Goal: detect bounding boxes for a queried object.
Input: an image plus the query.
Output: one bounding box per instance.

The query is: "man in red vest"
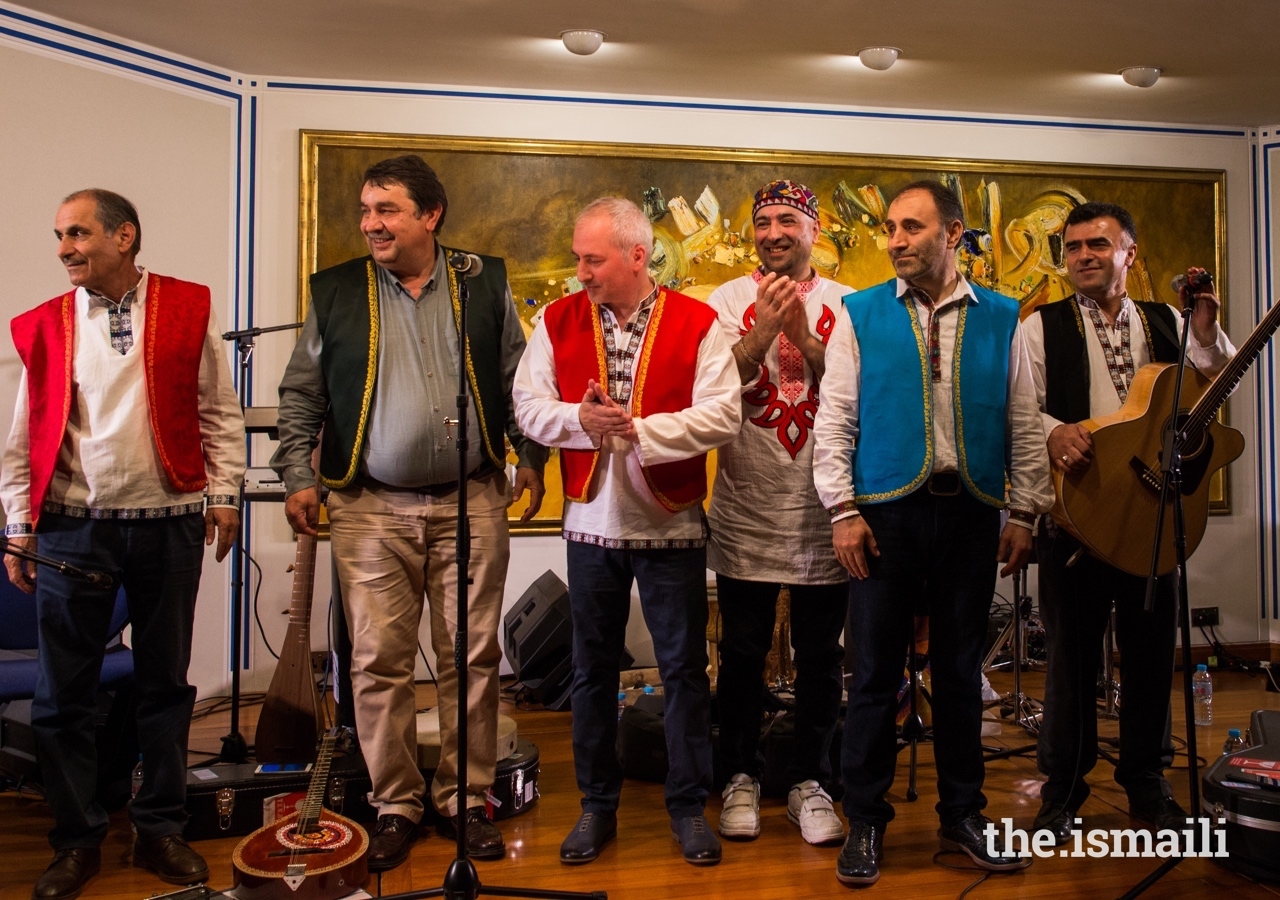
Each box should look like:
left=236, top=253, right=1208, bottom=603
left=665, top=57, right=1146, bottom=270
left=514, top=197, right=741, bottom=867
left=1, top=190, right=244, bottom=900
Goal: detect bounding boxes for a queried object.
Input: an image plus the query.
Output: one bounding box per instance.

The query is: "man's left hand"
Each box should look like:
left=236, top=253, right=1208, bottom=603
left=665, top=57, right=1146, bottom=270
left=1181, top=266, right=1221, bottom=344
left=997, top=521, right=1033, bottom=578
left=206, top=506, right=240, bottom=562
left=511, top=467, right=546, bottom=523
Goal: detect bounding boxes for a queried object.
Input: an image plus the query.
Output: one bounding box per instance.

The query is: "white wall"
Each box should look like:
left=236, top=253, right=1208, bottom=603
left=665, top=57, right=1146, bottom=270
left=1, top=10, right=1270, bottom=703
left=0, top=36, right=240, bottom=694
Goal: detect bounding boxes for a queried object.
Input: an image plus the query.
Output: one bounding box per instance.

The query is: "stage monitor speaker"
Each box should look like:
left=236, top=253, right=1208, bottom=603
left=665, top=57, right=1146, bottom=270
left=504, top=570, right=572, bottom=685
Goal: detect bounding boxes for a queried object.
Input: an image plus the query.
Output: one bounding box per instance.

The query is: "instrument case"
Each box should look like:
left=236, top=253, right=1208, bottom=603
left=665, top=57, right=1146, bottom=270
left=1202, top=708, right=1280, bottom=881
left=184, top=739, right=539, bottom=842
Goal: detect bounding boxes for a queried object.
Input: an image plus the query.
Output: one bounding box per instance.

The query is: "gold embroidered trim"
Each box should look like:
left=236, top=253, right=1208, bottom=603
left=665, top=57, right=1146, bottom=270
left=322, top=262, right=379, bottom=489
left=1069, top=294, right=1086, bottom=338
left=1133, top=304, right=1155, bottom=359
left=855, top=295, right=932, bottom=505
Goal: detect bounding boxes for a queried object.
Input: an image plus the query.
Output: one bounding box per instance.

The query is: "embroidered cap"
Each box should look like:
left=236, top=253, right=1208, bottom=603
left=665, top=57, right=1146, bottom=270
left=752, top=180, right=819, bottom=221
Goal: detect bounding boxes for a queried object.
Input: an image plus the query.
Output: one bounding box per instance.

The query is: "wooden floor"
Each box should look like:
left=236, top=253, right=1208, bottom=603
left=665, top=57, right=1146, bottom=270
left=4, top=669, right=1280, bottom=900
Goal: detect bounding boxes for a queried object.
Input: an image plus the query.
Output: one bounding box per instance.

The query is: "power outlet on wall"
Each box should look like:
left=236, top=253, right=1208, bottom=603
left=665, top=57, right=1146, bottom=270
left=1191, top=607, right=1220, bottom=627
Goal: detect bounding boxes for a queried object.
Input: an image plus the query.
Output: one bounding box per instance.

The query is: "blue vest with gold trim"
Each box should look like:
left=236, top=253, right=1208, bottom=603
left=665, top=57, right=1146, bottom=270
left=841, top=279, right=1018, bottom=507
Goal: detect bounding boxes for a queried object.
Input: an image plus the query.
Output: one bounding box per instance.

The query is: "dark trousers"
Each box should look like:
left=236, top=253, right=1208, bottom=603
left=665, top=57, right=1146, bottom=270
left=32, top=513, right=204, bottom=849
left=841, top=490, right=1000, bottom=829
left=566, top=541, right=712, bottom=819
left=715, top=575, right=847, bottom=785
left=1035, top=525, right=1177, bottom=812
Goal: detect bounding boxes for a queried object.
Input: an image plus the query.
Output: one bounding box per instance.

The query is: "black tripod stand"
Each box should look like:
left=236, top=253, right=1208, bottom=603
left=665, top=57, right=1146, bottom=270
left=384, top=252, right=603, bottom=900
left=1118, top=289, right=1208, bottom=900
left=0, top=537, right=112, bottom=588
left=219, top=320, right=304, bottom=763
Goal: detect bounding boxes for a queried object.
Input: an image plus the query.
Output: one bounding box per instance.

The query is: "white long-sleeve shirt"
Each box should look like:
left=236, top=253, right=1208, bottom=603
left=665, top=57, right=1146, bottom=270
left=0, top=270, right=244, bottom=534
left=812, top=276, right=1054, bottom=524
left=513, top=296, right=742, bottom=548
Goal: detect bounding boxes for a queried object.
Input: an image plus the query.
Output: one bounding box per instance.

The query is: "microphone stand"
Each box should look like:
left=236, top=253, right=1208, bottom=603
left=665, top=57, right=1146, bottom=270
left=388, top=259, right=604, bottom=900
left=0, top=536, right=112, bottom=587
left=1119, top=293, right=1204, bottom=899
left=219, top=321, right=304, bottom=763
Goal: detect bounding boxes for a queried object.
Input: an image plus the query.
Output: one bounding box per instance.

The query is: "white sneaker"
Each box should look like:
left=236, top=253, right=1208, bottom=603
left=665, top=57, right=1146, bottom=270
left=718, top=773, right=761, bottom=839
left=787, top=779, right=845, bottom=845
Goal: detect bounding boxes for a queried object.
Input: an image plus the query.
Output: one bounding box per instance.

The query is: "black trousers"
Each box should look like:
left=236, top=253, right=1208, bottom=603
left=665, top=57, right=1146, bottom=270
left=1035, top=524, right=1177, bottom=813
left=32, top=513, right=204, bottom=849
left=715, top=575, right=847, bottom=786
left=840, top=489, right=1000, bottom=829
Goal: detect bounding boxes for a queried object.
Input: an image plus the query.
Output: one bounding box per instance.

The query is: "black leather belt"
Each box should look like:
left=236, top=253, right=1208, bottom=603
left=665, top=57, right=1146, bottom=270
left=925, top=471, right=962, bottom=496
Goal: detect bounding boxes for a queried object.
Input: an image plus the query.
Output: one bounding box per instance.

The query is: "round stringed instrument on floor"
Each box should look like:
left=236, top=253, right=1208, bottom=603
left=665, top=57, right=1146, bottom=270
left=232, top=729, right=369, bottom=900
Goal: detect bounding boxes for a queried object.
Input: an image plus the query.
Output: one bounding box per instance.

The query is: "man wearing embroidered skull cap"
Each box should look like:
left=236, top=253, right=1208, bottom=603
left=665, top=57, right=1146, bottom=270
left=705, top=180, right=848, bottom=847
left=813, top=179, right=1053, bottom=885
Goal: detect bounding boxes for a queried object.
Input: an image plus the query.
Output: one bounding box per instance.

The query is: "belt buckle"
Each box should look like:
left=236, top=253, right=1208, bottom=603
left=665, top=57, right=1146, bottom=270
left=927, top=472, right=961, bottom=496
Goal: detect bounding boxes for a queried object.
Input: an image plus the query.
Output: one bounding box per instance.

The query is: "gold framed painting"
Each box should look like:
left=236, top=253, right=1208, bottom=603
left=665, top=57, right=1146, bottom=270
left=298, top=130, right=1230, bottom=533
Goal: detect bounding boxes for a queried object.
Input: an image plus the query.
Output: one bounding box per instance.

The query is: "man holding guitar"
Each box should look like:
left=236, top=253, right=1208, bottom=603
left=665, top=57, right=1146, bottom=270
left=1023, top=201, right=1235, bottom=844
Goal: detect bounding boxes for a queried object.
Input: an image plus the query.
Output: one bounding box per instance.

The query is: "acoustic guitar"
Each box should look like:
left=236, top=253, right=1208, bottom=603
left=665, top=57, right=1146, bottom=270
left=232, top=729, right=369, bottom=900
left=1052, top=299, right=1280, bottom=576
left=255, top=527, right=322, bottom=764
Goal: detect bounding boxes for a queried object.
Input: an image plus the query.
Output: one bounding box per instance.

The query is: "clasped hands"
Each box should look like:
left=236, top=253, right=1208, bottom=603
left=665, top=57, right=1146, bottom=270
left=578, top=379, right=637, bottom=443
left=751, top=271, right=810, bottom=348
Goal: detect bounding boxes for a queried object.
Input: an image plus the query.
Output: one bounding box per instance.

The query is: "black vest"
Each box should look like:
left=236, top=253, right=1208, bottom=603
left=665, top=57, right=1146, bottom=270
left=309, top=251, right=513, bottom=488
left=1038, top=296, right=1181, bottom=425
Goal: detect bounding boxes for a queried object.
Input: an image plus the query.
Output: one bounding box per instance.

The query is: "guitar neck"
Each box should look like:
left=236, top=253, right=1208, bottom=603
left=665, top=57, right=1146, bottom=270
left=295, top=731, right=336, bottom=833
left=1187, top=299, right=1280, bottom=437
left=287, top=534, right=318, bottom=627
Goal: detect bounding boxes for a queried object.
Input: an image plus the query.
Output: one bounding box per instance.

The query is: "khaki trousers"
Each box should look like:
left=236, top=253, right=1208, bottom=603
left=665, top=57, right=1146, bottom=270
left=328, top=469, right=510, bottom=820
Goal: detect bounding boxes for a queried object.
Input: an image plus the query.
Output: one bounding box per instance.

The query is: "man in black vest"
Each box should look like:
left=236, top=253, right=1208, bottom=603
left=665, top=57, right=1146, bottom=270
left=273, top=155, right=546, bottom=870
left=1024, top=201, right=1234, bottom=843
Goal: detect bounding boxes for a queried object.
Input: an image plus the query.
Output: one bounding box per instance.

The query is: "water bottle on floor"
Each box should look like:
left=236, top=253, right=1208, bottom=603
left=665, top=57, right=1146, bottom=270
left=1192, top=664, right=1213, bottom=727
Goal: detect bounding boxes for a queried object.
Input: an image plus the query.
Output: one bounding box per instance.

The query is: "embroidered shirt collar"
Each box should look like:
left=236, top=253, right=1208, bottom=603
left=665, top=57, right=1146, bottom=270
left=86, top=269, right=145, bottom=310
left=599, top=280, right=659, bottom=329
left=752, top=267, right=821, bottom=297
left=894, top=274, right=976, bottom=308
left=1075, top=291, right=1131, bottom=324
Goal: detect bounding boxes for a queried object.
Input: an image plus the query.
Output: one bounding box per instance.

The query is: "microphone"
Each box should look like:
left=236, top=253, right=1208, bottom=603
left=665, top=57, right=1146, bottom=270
left=83, top=570, right=113, bottom=588
left=1170, top=271, right=1213, bottom=295
left=447, top=251, right=484, bottom=277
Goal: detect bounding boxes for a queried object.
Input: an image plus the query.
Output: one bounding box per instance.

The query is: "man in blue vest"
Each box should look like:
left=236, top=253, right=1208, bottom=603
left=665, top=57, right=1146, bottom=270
left=813, top=180, right=1053, bottom=886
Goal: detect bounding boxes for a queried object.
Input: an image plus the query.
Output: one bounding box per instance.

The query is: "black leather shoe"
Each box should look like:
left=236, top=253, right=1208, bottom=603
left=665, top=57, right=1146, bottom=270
left=938, top=813, right=1031, bottom=872
left=368, top=814, right=420, bottom=872
left=1129, top=796, right=1190, bottom=834
left=437, top=807, right=506, bottom=860
left=836, top=821, right=882, bottom=887
left=671, top=814, right=721, bottom=866
left=560, top=811, right=617, bottom=864
left=1032, top=800, right=1076, bottom=847
left=33, top=848, right=100, bottom=900
left=133, top=834, right=209, bottom=885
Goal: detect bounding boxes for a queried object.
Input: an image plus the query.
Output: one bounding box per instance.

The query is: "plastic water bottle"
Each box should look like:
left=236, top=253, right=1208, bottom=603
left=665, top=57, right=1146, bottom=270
left=1192, top=664, right=1213, bottom=726
left=1223, top=728, right=1246, bottom=755
left=617, top=691, right=626, bottom=722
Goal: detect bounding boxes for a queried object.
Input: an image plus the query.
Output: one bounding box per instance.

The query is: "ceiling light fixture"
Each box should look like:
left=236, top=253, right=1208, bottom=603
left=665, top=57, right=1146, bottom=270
left=858, top=47, right=901, bottom=71
left=1120, top=66, right=1162, bottom=88
left=560, top=29, right=606, bottom=56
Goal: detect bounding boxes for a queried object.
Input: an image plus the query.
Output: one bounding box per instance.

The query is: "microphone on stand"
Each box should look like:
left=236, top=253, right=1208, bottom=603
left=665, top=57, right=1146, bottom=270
left=447, top=251, right=484, bottom=278
left=1171, top=271, right=1214, bottom=310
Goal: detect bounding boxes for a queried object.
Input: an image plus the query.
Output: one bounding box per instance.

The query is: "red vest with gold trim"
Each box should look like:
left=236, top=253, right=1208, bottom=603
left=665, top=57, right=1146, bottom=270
left=11, top=274, right=211, bottom=526
left=543, top=288, right=716, bottom=513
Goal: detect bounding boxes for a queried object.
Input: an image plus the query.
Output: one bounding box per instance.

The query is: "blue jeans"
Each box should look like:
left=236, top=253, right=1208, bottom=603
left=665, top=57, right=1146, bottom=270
left=840, top=490, right=999, bottom=829
left=32, top=513, right=204, bottom=849
left=566, top=541, right=712, bottom=819
left=715, top=575, right=847, bottom=785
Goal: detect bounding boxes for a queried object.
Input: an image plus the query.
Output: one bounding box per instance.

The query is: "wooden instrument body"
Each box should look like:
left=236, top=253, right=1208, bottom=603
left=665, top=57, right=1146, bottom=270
left=1051, top=362, right=1243, bottom=576
left=231, top=808, right=369, bottom=900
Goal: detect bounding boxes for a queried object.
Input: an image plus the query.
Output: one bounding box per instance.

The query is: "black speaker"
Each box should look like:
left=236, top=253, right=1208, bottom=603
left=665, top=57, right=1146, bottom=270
left=504, top=571, right=574, bottom=708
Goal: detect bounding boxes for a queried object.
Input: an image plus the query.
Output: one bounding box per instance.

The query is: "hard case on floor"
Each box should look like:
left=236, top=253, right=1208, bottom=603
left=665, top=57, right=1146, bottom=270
left=184, top=739, right=540, bottom=841
left=1202, top=708, right=1280, bottom=881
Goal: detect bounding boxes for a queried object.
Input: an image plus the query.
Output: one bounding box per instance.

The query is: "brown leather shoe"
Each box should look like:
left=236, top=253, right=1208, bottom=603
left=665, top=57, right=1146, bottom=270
left=133, top=834, right=209, bottom=885
left=368, top=814, right=420, bottom=871
left=437, top=807, right=506, bottom=860
left=33, top=848, right=100, bottom=900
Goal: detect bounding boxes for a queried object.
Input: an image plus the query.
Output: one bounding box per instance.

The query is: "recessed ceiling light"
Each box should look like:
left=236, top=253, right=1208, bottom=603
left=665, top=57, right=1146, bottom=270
left=858, top=47, right=901, bottom=71
left=1120, top=66, right=1162, bottom=88
left=560, top=29, right=606, bottom=56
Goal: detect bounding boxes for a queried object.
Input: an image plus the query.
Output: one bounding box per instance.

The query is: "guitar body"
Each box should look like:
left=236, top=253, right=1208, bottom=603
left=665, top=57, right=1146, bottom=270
left=1052, top=362, right=1244, bottom=576
left=231, top=808, right=369, bottom=900
left=256, top=533, right=322, bottom=764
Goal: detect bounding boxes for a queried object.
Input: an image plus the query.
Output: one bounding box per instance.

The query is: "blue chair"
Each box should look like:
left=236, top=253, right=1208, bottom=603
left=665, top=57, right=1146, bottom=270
left=0, top=571, right=135, bottom=703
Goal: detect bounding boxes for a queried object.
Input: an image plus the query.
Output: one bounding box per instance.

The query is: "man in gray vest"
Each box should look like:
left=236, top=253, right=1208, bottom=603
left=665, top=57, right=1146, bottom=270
left=1024, top=201, right=1234, bottom=843
left=273, top=155, right=546, bottom=870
